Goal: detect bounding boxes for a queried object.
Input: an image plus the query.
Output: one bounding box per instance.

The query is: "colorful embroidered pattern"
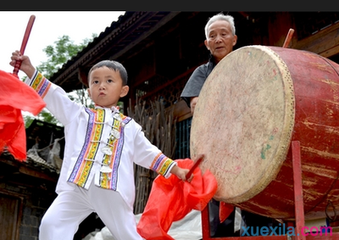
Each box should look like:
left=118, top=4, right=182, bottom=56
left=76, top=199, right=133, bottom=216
left=150, top=153, right=175, bottom=176
left=99, top=113, right=131, bottom=190
left=68, top=108, right=105, bottom=187
left=99, top=117, right=119, bottom=189
left=30, top=72, right=51, bottom=99
left=68, top=109, right=132, bottom=190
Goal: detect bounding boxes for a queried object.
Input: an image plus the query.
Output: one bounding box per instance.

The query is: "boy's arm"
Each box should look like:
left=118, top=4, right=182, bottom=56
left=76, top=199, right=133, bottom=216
left=22, top=64, right=35, bottom=79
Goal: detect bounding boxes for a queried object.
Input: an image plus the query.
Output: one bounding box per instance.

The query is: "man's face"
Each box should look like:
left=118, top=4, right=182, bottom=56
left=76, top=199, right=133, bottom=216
left=204, top=20, right=237, bottom=63
left=87, top=66, right=129, bottom=108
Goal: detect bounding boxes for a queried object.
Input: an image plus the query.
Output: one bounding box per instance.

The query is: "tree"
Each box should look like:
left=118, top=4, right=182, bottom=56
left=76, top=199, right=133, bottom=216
left=24, top=34, right=97, bottom=127
left=38, top=35, right=95, bottom=79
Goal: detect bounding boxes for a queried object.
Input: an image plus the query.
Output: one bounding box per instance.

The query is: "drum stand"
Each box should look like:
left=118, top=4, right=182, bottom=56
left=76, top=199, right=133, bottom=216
left=201, top=141, right=339, bottom=240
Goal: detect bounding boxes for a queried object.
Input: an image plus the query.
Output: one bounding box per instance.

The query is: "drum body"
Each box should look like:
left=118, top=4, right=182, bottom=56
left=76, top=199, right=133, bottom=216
left=190, top=45, right=339, bottom=220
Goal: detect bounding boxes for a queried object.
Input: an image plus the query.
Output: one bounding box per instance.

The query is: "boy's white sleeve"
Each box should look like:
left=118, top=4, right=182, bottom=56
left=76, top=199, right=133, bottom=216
left=131, top=121, right=177, bottom=178
left=24, top=70, right=82, bottom=125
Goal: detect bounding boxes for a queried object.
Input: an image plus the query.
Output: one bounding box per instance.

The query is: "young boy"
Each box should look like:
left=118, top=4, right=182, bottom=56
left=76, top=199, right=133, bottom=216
left=10, top=50, right=192, bottom=240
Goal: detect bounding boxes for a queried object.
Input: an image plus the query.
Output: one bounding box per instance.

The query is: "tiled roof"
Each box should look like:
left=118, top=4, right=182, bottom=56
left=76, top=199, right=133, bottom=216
left=0, top=119, right=64, bottom=177
left=0, top=150, right=59, bottom=182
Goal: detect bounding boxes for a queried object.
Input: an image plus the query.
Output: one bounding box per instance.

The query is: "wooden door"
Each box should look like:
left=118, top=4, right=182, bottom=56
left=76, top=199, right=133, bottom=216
left=0, top=193, right=22, bottom=240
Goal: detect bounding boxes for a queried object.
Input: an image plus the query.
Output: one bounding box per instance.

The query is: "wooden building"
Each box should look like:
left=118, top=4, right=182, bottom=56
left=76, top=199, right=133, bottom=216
left=1, top=11, right=339, bottom=239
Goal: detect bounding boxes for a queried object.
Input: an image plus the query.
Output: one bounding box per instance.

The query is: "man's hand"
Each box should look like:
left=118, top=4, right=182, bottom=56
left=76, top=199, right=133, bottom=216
left=190, top=97, right=199, bottom=115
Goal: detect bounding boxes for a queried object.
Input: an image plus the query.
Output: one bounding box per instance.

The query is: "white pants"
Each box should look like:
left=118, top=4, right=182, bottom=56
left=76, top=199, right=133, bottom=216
left=39, top=180, right=143, bottom=240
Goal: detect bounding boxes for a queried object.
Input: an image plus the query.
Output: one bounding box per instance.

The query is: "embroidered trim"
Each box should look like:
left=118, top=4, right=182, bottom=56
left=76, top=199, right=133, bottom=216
left=68, top=108, right=104, bottom=187
left=30, top=72, right=51, bottom=99
left=150, top=153, right=175, bottom=176
left=99, top=113, right=131, bottom=190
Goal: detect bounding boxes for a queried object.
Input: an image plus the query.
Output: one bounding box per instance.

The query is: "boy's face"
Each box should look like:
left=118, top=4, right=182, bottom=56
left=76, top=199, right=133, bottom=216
left=87, top=66, right=129, bottom=109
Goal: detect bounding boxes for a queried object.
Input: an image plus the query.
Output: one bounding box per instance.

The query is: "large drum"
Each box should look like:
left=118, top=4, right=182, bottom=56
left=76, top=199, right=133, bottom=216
left=190, top=45, right=339, bottom=220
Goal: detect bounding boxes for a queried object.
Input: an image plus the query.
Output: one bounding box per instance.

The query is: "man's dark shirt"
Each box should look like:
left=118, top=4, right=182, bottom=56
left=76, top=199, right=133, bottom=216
left=180, top=56, right=216, bottom=107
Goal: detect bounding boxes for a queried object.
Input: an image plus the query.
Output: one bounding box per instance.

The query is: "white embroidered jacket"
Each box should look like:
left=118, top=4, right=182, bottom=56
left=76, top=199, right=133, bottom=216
left=25, top=70, right=177, bottom=209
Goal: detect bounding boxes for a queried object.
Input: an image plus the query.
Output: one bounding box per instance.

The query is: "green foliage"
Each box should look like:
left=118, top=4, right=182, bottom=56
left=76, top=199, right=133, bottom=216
left=69, top=88, right=95, bottom=108
left=24, top=113, right=35, bottom=128
left=24, top=109, right=62, bottom=128
left=38, top=34, right=96, bottom=79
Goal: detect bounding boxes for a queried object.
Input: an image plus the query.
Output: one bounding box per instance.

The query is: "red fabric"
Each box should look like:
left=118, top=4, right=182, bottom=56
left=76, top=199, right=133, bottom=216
left=137, top=158, right=218, bottom=240
left=0, top=70, right=45, bottom=161
left=219, top=201, right=234, bottom=223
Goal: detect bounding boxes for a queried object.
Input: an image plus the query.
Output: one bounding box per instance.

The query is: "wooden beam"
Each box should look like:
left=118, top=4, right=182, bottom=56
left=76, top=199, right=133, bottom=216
left=0, top=157, right=58, bottom=182
left=18, top=166, right=58, bottom=182
left=293, top=22, right=339, bottom=58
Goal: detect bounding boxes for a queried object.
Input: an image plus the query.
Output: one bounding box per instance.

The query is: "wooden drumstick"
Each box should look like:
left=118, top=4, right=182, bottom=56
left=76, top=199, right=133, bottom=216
left=282, top=28, right=294, bottom=48
left=186, top=154, right=204, bottom=179
left=13, top=15, right=36, bottom=77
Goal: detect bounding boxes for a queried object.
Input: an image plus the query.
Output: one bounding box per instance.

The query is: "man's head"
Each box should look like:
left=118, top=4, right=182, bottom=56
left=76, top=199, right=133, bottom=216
left=204, top=13, right=238, bottom=63
left=87, top=60, right=129, bottom=108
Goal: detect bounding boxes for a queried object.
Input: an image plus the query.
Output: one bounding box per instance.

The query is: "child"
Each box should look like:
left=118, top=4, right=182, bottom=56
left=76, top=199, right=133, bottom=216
left=10, top=50, right=192, bottom=240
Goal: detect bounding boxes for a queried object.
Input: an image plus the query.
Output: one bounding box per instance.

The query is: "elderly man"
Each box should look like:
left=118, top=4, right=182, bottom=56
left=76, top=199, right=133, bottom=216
left=181, top=12, right=237, bottom=115
left=181, top=13, right=274, bottom=237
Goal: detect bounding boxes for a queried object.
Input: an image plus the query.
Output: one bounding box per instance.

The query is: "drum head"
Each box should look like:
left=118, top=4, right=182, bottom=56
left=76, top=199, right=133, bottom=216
left=190, top=45, right=295, bottom=203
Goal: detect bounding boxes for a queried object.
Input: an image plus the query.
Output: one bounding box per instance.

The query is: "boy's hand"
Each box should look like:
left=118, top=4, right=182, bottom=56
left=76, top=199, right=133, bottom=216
left=170, top=165, right=193, bottom=182
left=9, top=50, right=35, bottom=79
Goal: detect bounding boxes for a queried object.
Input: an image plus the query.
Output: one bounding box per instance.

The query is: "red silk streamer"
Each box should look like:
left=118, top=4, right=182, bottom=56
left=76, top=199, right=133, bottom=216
left=0, top=70, right=45, bottom=161
left=137, top=158, right=218, bottom=240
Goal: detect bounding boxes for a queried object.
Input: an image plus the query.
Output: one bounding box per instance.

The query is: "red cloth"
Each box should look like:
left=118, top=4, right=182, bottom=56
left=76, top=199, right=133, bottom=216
left=219, top=201, right=234, bottom=223
left=137, top=158, right=218, bottom=240
left=0, top=70, right=45, bottom=161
